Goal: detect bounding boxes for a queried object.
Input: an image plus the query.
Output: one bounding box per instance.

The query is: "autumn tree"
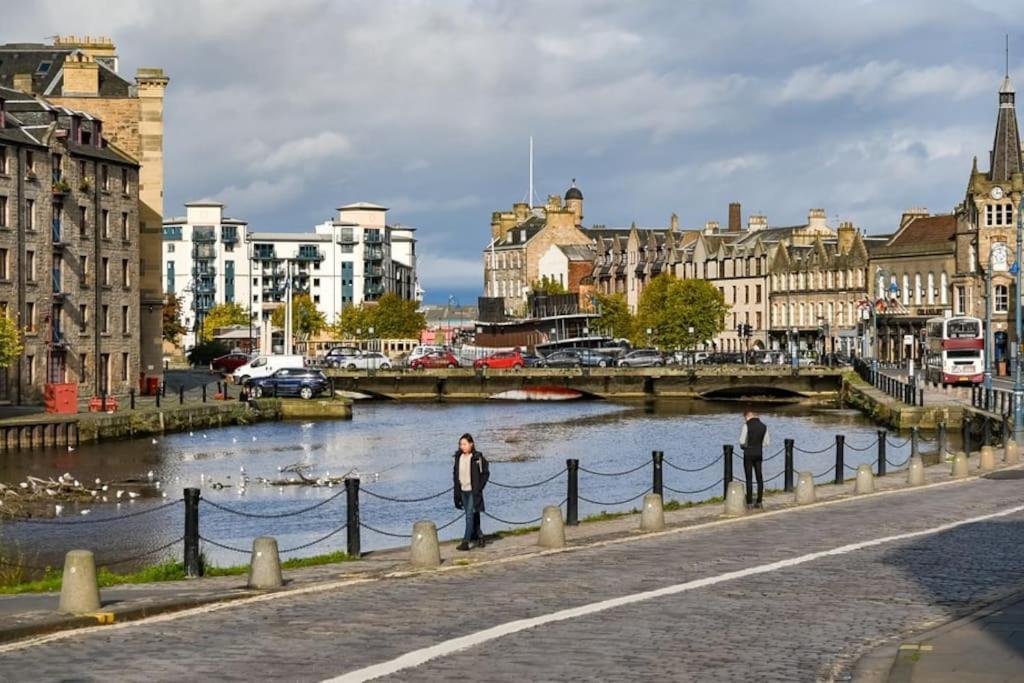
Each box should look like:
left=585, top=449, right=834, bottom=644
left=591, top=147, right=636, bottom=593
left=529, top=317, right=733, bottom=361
left=163, top=293, right=188, bottom=344
left=199, top=303, right=250, bottom=343
left=271, top=293, right=327, bottom=340
left=0, top=314, right=23, bottom=369
left=330, top=293, right=426, bottom=339
left=593, top=292, right=634, bottom=340
left=634, top=274, right=728, bottom=350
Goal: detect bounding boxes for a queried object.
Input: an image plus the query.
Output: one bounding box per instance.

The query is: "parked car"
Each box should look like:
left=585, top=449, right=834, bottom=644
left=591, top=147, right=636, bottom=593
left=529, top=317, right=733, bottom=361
left=572, top=348, right=615, bottom=368
left=616, top=349, right=666, bottom=368
left=520, top=352, right=545, bottom=368
left=323, top=346, right=363, bottom=368
left=410, top=351, right=460, bottom=370
left=474, top=350, right=525, bottom=370
left=245, top=368, right=329, bottom=400
left=538, top=350, right=583, bottom=368
left=231, top=354, right=306, bottom=385
left=338, top=351, right=392, bottom=370
left=209, top=352, right=252, bottom=375
left=408, top=345, right=452, bottom=363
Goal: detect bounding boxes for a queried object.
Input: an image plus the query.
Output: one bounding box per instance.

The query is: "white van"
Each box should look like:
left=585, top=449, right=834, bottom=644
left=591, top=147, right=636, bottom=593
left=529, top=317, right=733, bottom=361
left=232, top=354, right=306, bottom=385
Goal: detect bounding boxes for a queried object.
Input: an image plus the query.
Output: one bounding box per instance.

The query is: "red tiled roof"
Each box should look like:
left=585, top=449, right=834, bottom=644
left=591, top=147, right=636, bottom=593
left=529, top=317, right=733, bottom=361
left=889, top=214, right=956, bottom=247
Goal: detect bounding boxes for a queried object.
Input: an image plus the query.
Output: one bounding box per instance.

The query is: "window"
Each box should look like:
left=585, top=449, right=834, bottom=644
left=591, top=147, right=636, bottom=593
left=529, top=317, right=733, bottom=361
left=79, top=206, right=88, bottom=236
left=955, top=285, right=966, bottom=315
left=755, top=285, right=762, bottom=303
left=26, top=251, right=35, bottom=281
left=313, top=278, right=320, bottom=287
left=102, top=257, right=110, bottom=286
left=102, top=210, right=110, bottom=238
left=79, top=255, right=88, bottom=284
left=101, top=165, right=110, bottom=191
left=122, top=306, right=130, bottom=334
left=168, top=243, right=174, bottom=253
left=0, top=248, right=7, bottom=279
left=122, top=352, right=129, bottom=382
left=121, top=212, right=129, bottom=241
left=79, top=304, right=87, bottom=332
left=79, top=353, right=87, bottom=384
left=914, top=273, right=922, bottom=305
left=901, top=274, right=910, bottom=305
left=995, top=285, right=1009, bottom=313
left=927, top=273, right=935, bottom=305
left=940, top=272, right=949, bottom=305
left=79, top=159, right=87, bottom=180
left=0, top=145, right=6, bottom=174
left=26, top=355, right=34, bottom=385
left=25, top=151, right=34, bottom=175
left=25, top=302, right=35, bottom=332
left=122, top=259, right=130, bottom=287
left=314, top=295, right=321, bottom=304
left=121, top=168, right=130, bottom=195
left=26, top=199, right=35, bottom=229
left=102, top=305, right=109, bottom=334
left=0, top=195, right=6, bottom=226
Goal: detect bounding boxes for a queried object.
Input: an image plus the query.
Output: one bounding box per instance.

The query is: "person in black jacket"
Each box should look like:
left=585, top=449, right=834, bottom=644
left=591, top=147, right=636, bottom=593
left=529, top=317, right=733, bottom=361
left=740, top=410, right=770, bottom=509
left=453, top=433, right=490, bottom=551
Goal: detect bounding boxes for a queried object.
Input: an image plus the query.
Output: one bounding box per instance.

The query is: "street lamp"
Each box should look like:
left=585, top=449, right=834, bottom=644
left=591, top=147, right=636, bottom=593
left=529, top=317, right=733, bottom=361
left=984, top=252, right=993, bottom=392
left=1014, top=201, right=1023, bottom=442
left=790, top=326, right=798, bottom=371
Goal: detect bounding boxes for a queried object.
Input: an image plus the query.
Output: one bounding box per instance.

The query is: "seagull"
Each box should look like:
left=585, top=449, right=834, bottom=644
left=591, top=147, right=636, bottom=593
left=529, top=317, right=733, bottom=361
left=252, top=436, right=258, bottom=441
left=128, top=491, right=140, bottom=498
left=54, top=504, right=63, bottom=516
left=73, top=480, right=80, bottom=488
left=161, top=492, right=167, bottom=498
left=102, top=496, right=108, bottom=502
left=202, top=434, right=208, bottom=439
left=155, top=481, right=161, bottom=489
left=115, top=490, right=124, bottom=499
left=189, top=431, right=194, bottom=437
left=18, top=482, right=27, bottom=489
left=80, top=509, right=91, bottom=516
left=67, top=446, right=75, bottom=452
left=102, top=485, right=108, bottom=492
left=301, top=422, right=314, bottom=429
left=152, top=438, right=159, bottom=445
left=147, top=470, right=154, bottom=481
left=95, top=478, right=102, bottom=485
left=239, top=466, right=245, bottom=474
left=232, top=437, right=238, bottom=444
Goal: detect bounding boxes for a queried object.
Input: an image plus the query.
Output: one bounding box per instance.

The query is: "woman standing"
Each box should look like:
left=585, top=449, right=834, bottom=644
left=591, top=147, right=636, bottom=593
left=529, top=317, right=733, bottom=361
left=453, top=433, right=489, bottom=551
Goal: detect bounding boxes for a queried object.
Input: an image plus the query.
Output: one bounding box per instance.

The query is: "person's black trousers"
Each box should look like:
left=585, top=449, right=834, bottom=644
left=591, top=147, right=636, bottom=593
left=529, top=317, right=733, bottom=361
left=743, top=454, right=764, bottom=505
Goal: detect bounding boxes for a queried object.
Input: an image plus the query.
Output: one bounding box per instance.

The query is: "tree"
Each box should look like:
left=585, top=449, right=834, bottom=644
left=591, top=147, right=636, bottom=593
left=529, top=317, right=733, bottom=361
left=0, top=315, right=23, bottom=369
left=272, top=293, right=327, bottom=341
left=529, top=276, right=567, bottom=295
left=187, top=340, right=230, bottom=367
left=331, top=305, right=374, bottom=340
left=329, top=293, right=426, bottom=340
left=634, top=274, right=729, bottom=350
left=593, top=292, right=634, bottom=340
left=163, top=293, right=187, bottom=344
left=199, top=303, right=250, bottom=343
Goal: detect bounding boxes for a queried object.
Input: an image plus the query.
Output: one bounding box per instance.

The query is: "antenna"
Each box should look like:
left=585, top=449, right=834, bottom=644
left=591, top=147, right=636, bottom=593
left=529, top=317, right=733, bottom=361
left=529, top=136, right=534, bottom=208
left=1007, top=34, right=1010, bottom=78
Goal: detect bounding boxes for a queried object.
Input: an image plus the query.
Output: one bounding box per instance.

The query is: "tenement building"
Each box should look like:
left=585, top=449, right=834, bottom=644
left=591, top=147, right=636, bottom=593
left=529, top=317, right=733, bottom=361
left=0, top=87, right=139, bottom=402
left=0, top=35, right=169, bottom=384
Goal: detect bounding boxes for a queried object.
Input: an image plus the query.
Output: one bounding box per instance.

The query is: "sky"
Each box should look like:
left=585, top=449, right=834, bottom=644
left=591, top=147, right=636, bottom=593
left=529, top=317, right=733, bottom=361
left=6, top=1, right=1024, bottom=304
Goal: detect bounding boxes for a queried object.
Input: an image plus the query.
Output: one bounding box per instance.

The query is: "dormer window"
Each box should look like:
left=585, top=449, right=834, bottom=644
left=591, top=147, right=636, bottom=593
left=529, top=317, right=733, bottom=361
left=36, top=61, right=51, bottom=75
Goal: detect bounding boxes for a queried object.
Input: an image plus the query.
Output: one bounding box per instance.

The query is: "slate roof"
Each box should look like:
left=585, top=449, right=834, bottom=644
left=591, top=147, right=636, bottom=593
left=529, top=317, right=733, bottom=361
left=888, top=215, right=956, bottom=247
left=0, top=44, right=132, bottom=97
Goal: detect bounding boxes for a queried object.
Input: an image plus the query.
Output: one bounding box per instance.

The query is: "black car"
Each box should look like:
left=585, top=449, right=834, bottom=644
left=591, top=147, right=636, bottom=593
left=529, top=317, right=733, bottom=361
left=539, top=350, right=583, bottom=368
left=520, top=352, right=545, bottom=368
left=246, top=368, right=330, bottom=400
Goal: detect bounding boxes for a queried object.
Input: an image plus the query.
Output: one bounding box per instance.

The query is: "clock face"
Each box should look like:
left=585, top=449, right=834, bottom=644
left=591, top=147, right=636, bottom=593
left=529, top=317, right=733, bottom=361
left=991, top=186, right=1005, bottom=200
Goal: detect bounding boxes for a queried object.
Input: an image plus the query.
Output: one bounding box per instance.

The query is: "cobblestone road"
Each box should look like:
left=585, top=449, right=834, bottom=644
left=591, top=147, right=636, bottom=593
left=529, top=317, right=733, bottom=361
left=3, top=476, right=1024, bottom=682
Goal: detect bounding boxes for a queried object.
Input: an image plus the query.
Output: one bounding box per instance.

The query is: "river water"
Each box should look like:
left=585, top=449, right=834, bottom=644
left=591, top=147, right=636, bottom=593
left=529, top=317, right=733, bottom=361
left=1, top=399, right=942, bottom=571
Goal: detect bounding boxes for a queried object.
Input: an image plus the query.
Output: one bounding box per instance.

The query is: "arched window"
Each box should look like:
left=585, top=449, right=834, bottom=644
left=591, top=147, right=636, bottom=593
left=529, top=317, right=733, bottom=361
left=940, top=272, right=949, bottom=305
left=798, top=303, right=805, bottom=326
left=914, top=273, right=922, bottom=305
left=926, top=273, right=935, bottom=304
left=827, top=302, right=834, bottom=324
left=877, top=275, right=885, bottom=298
left=838, top=270, right=845, bottom=289
left=902, top=274, right=910, bottom=305
left=816, top=302, right=824, bottom=321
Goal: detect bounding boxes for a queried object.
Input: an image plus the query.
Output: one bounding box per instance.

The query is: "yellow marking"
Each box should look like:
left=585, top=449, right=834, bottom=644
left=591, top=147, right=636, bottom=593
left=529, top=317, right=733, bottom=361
left=898, top=644, right=920, bottom=651
left=88, top=612, right=115, bottom=624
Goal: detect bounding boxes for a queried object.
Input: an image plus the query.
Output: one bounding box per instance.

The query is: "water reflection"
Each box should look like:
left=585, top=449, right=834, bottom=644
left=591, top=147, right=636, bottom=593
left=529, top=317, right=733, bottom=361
left=1, top=399, right=940, bottom=569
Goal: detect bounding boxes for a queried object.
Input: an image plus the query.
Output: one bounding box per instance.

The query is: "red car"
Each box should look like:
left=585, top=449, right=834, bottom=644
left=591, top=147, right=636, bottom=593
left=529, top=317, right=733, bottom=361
left=410, top=351, right=460, bottom=370
left=473, top=350, right=525, bottom=370
left=210, top=352, right=251, bottom=374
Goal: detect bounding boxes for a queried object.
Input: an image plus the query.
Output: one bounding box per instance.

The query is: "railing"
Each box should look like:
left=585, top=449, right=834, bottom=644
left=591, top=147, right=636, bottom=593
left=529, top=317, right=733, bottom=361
left=852, top=357, right=923, bottom=407
left=296, top=246, right=323, bottom=261
left=192, top=265, right=217, bottom=277
left=364, top=247, right=384, bottom=261
left=52, top=219, right=63, bottom=244
left=971, top=384, right=1016, bottom=419
left=52, top=268, right=62, bottom=295
left=364, top=284, right=385, bottom=297
left=193, top=227, right=216, bottom=242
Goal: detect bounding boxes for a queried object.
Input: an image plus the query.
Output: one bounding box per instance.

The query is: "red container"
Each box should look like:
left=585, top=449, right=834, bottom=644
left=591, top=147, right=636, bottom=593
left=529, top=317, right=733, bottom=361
left=145, top=376, right=161, bottom=396
left=44, top=383, right=78, bottom=414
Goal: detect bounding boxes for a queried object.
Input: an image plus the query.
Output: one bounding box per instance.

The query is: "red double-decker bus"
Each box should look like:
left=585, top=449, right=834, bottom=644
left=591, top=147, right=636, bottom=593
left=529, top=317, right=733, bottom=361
left=923, top=316, right=984, bottom=386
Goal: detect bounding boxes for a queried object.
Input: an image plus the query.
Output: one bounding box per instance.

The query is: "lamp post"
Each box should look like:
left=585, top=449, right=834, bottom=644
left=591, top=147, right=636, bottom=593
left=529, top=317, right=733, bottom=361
left=688, top=325, right=695, bottom=363
left=790, top=326, right=798, bottom=371
left=984, top=254, right=993, bottom=392
left=1015, top=201, right=1023, bottom=442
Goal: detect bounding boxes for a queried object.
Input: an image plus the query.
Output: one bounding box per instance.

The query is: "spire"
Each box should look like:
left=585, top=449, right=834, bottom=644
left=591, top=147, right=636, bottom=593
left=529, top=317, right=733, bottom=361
left=990, top=62, right=1022, bottom=182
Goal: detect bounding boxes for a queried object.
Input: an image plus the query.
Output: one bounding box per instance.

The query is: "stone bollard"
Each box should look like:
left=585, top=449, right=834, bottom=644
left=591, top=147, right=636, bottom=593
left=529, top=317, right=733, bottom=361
left=854, top=464, right=874, bottom=494
left=907, top=456, right=925, bottom=486
left=1006, top=439, right=1020, bottom=465
left=723, top=481, right=747, bottom=516
left=640, top=493, right=665, bottom=532
left=795, top=471, right=815, bottom=505
left=247, top=536, right=283, bottom=589
left=538, top=505, right=566, bottom=548
left=409, top=520, right=441, bottom=568
left=979, top=446, right=996, bottom=471
left=951, top=451, right=969, bottom=479
left=58, top=549, right=101, bottom=614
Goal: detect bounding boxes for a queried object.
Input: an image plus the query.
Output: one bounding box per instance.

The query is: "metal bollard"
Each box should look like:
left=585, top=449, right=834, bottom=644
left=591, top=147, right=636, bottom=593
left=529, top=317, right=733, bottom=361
left=938, top=422, right=947, bottom=459
left=184, top=487, right=201, bottom=577
left=877, top=430, right=887, bottom=476
left=911, top=427, right=919, bottom=459
left=156, top=388, right=161, bottom=408
left=202, top=384, right=207, bottom=403
left=783, top=438, right=795, bottom=492
left=162, top=380, right=167, bottom=397
left=723, top=445, right=734, bottom=498
left=179, top=385, right=185, bottom=405
left=101, top=391, right=107, bottom=412
left=651, top=450, right=663, bottom=499
left=834, top=434, right=845, bottom=485
left=963, top=413, right=973, bottom=455
left=345, top=477, right=361, bottom=558
left=566, top=459, right=579, bottom=526
left=983, top=416, right=993, bottom=447
left=129, top=389, right=135, bottom=410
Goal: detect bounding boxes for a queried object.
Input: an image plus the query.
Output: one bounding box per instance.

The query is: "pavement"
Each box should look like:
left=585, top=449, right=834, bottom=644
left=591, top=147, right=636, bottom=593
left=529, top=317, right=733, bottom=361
left=1, top=452, right=1023, bottom=681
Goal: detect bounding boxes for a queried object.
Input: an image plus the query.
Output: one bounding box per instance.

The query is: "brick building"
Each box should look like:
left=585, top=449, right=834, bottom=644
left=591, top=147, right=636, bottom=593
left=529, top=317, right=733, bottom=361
left=0, top=86, right=139, bottom=403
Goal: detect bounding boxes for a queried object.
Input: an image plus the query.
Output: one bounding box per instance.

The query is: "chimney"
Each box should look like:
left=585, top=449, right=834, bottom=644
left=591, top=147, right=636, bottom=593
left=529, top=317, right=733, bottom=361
left=899, top=207, right=929, bottom=229
left=546, top=194, right=562, bottom=212
left=670, top=213, right=679, bottom=231
left=837, top=221, right=856, bottom=253
left=807, top=208, right=828, bottom=231
left=704, top=220, right=720, bottom=235
left=13, top=73, right=33, bottom=93
left=513, top=202, right=530, bottom=222
left=728, top=202, right=741, bottom=232
left=747, top=215, right=768, bottom=232
left=62, top=52, right=100, bottom=96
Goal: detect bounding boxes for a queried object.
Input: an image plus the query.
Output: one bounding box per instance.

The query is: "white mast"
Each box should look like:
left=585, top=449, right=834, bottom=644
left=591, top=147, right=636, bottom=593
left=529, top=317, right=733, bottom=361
left=529, top=135, right=534, bottom=208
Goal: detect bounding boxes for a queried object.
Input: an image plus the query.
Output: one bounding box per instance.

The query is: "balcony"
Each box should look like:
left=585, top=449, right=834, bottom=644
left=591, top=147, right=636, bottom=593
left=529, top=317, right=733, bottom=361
left=52, top=269, right=64, bottom=299
left=163, top=225, right=183, bottom=241
left=51, top=328, right=68, bottom=347
left=296, top=245, right=323, bottom=261
left=193, top=226, right=216, bottom=242
left=253, top=245, right=276, bottom=260
left=52, top=178, right=71, bottom=197
left=365, top=265, right=384, bottom=278
left=364, top=247, right=384, bottom=261
left=192, top=265, right=217, bottom=278
left=195, top=280, right=215, bottom=295
left=363, top=231, right=383, bottom=245
left=52, top=219, right=65, bottom=249
left=364, top=283, right=385, bottom=298
left=221, top=226, right=238, bottom=243
left=194, top=244, right=217, bottom=259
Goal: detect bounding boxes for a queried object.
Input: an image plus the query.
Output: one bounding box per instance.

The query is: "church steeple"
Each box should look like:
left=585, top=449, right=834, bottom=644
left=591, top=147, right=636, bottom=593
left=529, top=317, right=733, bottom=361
left=990, top=67, right=1023, bottom=182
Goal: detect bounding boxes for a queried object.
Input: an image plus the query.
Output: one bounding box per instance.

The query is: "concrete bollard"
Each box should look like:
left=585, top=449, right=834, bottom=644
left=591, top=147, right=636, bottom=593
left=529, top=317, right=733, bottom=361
left=537, top=505, right=566, bottom=548
left=723, top=481, right=747, bottom=516
left=795, top=471, right=815, bottom=505
left=854, top=464, right=874, bottom=494
left=409, top=520, right=441, bottom=568
left=247, top=536, right=283, bottom=589
left=640, top=493, right=665, bottom=532
left=1006, top=439, right=1020, bottom=465
left=979, top=446, right=996, bottom=471
left=907, top=456, right=925, bottom=486
left=951, top=451, right=969, bottom=479
left=58, top=549, right=101, bottom=614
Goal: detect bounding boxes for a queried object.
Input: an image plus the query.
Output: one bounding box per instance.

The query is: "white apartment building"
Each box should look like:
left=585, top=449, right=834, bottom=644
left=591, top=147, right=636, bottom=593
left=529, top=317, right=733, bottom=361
left=163, top=201, right=419, bottom=350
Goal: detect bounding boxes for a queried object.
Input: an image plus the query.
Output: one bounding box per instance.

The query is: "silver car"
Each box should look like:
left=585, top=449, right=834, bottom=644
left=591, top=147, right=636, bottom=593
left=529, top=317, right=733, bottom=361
left=339, top=351, right=392, bottom=370
left=617, top=349, right=666, bottom=367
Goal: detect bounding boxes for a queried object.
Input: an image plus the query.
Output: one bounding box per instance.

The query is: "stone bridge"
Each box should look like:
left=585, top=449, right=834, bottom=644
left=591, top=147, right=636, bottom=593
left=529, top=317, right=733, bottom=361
left=323, top=367, right=845, bottom=401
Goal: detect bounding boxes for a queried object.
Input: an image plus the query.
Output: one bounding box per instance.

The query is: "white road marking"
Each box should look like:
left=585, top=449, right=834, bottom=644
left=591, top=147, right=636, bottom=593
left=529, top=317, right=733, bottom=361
left=324, top=502, right=1024, bottom=683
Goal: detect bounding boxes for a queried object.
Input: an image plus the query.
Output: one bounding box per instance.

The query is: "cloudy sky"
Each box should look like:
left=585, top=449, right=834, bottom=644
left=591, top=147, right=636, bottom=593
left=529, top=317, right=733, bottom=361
left=7, top=1, right=1024, bottom=303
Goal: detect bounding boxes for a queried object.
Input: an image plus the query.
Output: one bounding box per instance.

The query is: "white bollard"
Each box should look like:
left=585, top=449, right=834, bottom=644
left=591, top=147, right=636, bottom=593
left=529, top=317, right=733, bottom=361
left=1006, top=439, right=1020, bottom=465
left=795, top=471, right=816, bottom=505
left=907, top=456, right=925, bottom=486
left=854, top=464, right=874, bottom=494
left=979, top=446, right=996, bottom=471
left=537, top=505, right=565, bottom=548
left=409, top=520, right=441, bottom=568
left=640, top=493, right=665, bottom=532
left=723, top=481, right=747, bottom=516
left=247, top=536, right=283, bottom=589
left=951, top=451, right=969, bottom=478
left=58, top=549, right=101, bottom=614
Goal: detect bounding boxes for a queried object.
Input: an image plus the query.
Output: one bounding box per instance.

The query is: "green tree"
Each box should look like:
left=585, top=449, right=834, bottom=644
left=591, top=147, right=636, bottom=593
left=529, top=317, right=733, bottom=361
left=370, top=293, right=427, bottom=339
left=199, top=303, right=250, bottom=343
left=163, top=293, right=188, bottom=344
left=0, top=315, right=23, bottom=369
left=529, top=276, right=567, bottom=295
left=593, top=292, right=634, bottom=340
left=272, top=293, right=327, bottom=340
left=187, top=340, right=230, bottom=367
left=634, top=274, right=728, bottom=350
left=331, top=305, right=374, bottom=340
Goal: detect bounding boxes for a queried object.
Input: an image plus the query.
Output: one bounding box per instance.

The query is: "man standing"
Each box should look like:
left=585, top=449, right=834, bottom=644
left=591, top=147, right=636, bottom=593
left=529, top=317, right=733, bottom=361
left=739, top=410, right=770, bottom=509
